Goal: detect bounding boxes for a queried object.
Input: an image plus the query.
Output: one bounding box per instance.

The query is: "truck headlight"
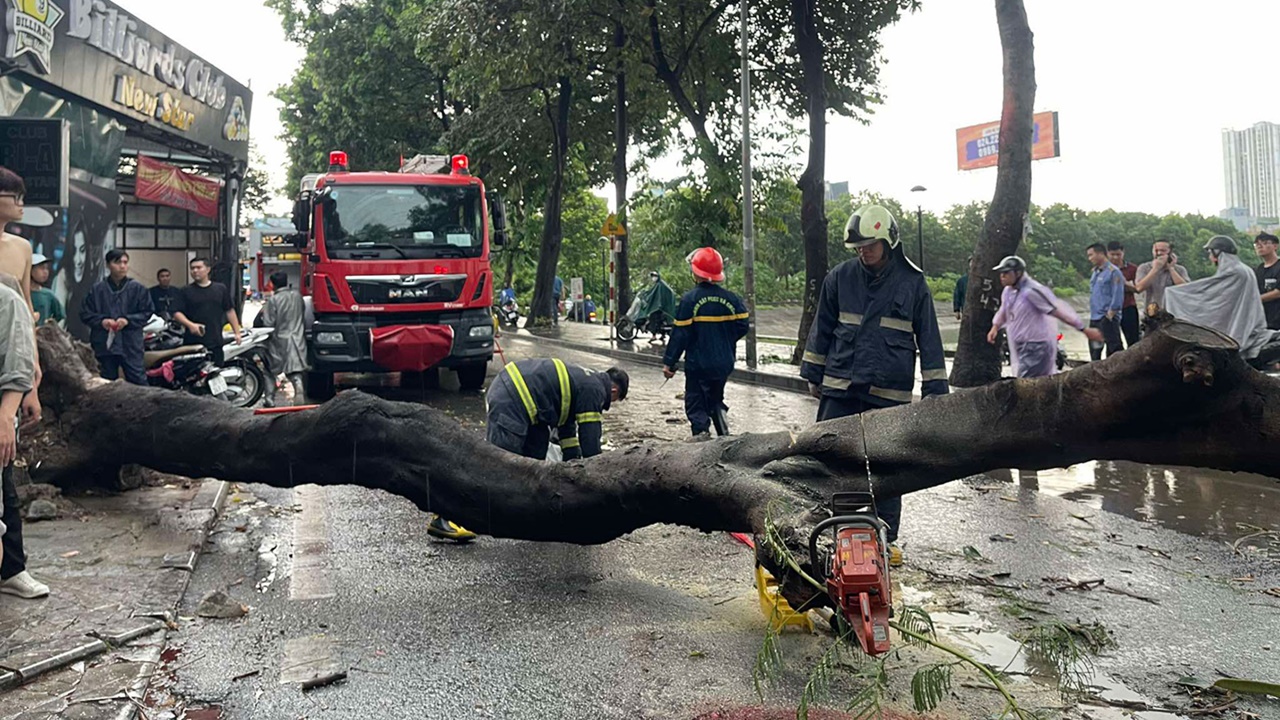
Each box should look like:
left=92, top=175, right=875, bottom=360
left=316, top=331, right=345, bottom=345
left=469, top=324, right=493, bottom=338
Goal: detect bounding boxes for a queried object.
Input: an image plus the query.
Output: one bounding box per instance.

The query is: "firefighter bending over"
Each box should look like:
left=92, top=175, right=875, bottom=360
left=426, top=359, right=630, bottom=542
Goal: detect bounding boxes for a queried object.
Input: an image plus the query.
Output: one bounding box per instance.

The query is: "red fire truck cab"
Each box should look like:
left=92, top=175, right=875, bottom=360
left=288, top=152, right=507, bottom=400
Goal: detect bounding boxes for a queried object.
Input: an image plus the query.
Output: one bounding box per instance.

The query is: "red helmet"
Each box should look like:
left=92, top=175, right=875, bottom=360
left=689, top=247, right=725, bottom=282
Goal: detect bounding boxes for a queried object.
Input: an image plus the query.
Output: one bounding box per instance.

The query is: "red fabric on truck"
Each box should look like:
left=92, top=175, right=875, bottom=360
left=369, top=325, right=455, bottom=372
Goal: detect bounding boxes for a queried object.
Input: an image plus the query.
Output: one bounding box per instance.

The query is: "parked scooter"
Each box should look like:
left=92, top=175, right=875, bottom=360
left=142, top=316, right=227, bottom=398
left=497, top=299, right=520, bottom=329
left=221, top=326, right=273, bottom=408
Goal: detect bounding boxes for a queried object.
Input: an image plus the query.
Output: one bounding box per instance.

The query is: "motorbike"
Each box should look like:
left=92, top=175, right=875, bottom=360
left=221, top=326, right=273, bottom=408
left=142, top=316, right=226, bottom=398
left=616, top=276, right=678, bottom=343
left=497, top=299, right=520, bottom=329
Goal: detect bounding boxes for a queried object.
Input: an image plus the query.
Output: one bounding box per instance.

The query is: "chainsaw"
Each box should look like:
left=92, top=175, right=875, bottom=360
left=808, top=491, right=893, bottom=656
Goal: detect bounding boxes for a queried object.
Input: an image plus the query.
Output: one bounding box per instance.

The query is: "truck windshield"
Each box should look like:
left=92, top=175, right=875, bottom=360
left=321, top=184, right=483, bottom=259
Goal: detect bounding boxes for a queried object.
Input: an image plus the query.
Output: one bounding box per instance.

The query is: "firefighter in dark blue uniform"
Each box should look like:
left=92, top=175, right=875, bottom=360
left=426, top=359, right=630, bottom=542
left=800, top=204, right=949, bottom=566
left=662, top=247, right=749, bottom=440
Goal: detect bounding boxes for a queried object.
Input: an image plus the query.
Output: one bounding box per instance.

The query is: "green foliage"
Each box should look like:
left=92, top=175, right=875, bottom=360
left=1017, top=621, right=1114, bottom=700
left=910, top=663, right=955, bottom=713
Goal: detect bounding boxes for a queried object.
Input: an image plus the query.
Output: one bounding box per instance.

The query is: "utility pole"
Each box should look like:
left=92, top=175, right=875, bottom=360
left=740, top=0, right=757, bottom=369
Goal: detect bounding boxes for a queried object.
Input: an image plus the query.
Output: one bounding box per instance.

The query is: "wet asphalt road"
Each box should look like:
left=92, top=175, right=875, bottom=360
left=153, top=337, right=1280, bottom=719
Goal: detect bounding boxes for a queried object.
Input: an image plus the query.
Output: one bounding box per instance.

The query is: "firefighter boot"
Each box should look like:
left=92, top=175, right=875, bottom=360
left=427, top=515, right=477, bottom=543
left=711, top=405, right=730, bottom=437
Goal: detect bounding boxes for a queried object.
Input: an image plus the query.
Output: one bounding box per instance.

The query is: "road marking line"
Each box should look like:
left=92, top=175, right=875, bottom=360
left=290, top=485, right=334, bottom=601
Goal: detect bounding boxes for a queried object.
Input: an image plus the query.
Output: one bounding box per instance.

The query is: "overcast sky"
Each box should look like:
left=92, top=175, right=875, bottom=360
left=122, top=0, right=1280, bottom=217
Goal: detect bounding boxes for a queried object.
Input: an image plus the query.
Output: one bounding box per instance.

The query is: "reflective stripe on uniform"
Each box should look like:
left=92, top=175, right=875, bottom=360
left=673, top=317, right=693, bottom=327
left=822, top=376, right=852, bottom=390
left=802, top=351, right=826, bottom=365
left=838, top=312, right=863, bottom=326
left=870, top=386, right=913, bottom=403
left=576, top=411, right=602, bottom=424
left=692, top=312, right=749, bottom=323
left=553, top=359, right=571, bottom=426
left=921, top=368, right=948, bottom=382
left=560, top=437, right=581, bottom=448
left=505, top=363, right=537, bottom=422
left=880, top=317, right=912, bottom=333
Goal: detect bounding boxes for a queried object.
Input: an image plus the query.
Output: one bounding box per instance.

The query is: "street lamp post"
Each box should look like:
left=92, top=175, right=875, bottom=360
left=740, top=0, right=757, bottom=369
left=910, top=185, right=927, bottom=273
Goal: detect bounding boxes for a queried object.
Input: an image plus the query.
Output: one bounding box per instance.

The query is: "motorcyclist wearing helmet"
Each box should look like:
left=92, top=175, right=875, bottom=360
left=987, top=256, right=1102, bottom=377
left=800, top=204, right=949, bottom=566
left=1164, top=235, right=1280, bottom=368
left=662, top=247, right=749, bottom=440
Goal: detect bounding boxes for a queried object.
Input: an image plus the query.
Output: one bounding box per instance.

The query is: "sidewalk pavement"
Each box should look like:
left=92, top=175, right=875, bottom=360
left=0, top=477, right=227, bottom=718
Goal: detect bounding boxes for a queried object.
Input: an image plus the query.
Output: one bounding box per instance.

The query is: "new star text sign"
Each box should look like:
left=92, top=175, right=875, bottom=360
left=956, top=111, right=1060, bottom=171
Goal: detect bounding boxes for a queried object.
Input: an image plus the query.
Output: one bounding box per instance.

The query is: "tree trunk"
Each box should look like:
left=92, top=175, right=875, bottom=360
left=29, top=318, right=1280, bottom=606
left=529, top=77, right=573, bottom=326
left=614, top=17, right=633, bottom=317
left=950, top=0, right=1036, bottom=387
left=789, top=0, right=830, bottom=364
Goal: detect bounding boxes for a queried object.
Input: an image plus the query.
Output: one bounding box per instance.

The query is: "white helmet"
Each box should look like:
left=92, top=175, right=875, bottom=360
left=845, top=205, right=900, bottom=250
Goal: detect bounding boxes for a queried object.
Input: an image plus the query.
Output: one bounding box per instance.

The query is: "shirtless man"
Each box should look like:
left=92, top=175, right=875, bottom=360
left=0, top=167, right=43, bottom=427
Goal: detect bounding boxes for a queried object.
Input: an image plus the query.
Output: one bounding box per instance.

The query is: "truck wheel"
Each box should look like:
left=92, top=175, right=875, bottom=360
left=455, top=362, right=488, bottom=391
left=305, top=371, right=335, bottom=401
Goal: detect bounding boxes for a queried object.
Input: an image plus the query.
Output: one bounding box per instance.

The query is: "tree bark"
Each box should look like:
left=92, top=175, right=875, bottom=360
left=29, top=318, right=1280, bottom=606
left=614, top=15, right=633, bottom=316
left=529, top=76, right=573, bottom=326
left=950, top=0, right=1036, bottom=387
left=789, top=0, right=830, bottom=364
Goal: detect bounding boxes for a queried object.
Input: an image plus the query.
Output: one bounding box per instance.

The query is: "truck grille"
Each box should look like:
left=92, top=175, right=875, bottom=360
left=346, top=274, right=466, bottom=305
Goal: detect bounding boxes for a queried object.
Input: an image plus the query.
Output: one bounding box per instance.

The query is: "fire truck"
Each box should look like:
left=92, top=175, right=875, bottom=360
left=288, top=151, right=507, bottom=399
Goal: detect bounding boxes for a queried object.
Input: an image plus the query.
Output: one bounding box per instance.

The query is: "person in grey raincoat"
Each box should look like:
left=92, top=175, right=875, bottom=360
left=1164, top=235, right=1280, bottom=369
left=0, top=271, right=48, bottom=599
left=800, top=204, right=949, bottom=567
left=259, top=272, right=308, bottom=407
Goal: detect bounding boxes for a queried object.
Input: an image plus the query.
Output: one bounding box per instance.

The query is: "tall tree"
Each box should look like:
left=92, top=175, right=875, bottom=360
left=268, top=0, right=456, bottom=190
left=950, top=0, right=1037, bottom=387
left=751, top=0, right=915, bottom=361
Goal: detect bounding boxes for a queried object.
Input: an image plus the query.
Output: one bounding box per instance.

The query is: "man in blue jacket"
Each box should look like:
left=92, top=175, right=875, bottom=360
left=662, top=247, right=749, bottom=440
left=800, top=205, right=949, bottom=566
left=80, top=250, right=154, bottom=385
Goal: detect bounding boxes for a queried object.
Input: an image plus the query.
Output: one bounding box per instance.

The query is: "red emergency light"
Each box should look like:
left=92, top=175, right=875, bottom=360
left=329, top=151, right=349, bottom=172
left=451, top=154, right=469, bottom=175
left=434, top=265, right=448, bottom=274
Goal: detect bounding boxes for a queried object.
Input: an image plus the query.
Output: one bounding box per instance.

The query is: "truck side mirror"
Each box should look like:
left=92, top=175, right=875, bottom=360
left=489, top=192, right=508, bottom=247
left=291, top=198, right=311, bottom=235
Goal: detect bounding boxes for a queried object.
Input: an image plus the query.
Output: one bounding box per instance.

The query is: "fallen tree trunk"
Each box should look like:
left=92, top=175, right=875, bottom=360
left=29, top=322, right=1280, bottom=601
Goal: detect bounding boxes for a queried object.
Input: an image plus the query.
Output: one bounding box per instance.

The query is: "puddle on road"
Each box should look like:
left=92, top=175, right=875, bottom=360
left=899, top=586, right=1184, bottom=719
left=992, top=462, right=1280, bottom=544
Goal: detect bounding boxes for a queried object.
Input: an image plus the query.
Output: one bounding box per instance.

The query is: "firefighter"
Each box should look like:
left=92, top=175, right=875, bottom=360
left=425, top=359, right=630, bottom=542
left=662, top=247, right=749, bottom=440
left=800, top=204, right=949, bottom=567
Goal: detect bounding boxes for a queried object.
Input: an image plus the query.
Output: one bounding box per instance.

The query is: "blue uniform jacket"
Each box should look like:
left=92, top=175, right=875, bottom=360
left=663, top=282, right=749, bottom=377
left=488, top=358, right=614, bottom=460
left=800, top=254, right=949, bottom=406
left=80, top=278, right=154, bottom=359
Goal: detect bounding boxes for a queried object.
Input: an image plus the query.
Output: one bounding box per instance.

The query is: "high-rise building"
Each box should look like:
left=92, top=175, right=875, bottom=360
left=1223, top=121, right=1280, bottom=219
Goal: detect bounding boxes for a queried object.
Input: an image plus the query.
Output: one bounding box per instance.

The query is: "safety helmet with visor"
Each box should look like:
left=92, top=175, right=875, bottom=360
left=844, top=204, right=900, bottom=250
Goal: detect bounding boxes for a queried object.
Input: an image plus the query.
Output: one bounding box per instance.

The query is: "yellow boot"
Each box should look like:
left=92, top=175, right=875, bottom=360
left=888, top=544, right=904, bottom=568
left=427, top=515, right=477, bottom=543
